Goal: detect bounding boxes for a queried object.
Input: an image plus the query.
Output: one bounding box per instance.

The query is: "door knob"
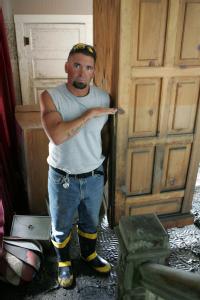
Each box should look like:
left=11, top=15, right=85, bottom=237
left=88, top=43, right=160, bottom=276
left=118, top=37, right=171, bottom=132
left=148, top=109, right=154, bottom=116
left=169, top=178, right=176, bottom=186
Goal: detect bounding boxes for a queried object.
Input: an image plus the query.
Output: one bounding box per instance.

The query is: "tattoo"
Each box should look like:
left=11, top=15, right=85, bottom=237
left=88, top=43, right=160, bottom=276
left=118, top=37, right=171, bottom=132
left=72, top=124, right=83, bottom=133
left=49, top=109, right=57, bottom=112
left=43, top=109, right=57, bottom=116
left=68, top=120, right=86, bottom=137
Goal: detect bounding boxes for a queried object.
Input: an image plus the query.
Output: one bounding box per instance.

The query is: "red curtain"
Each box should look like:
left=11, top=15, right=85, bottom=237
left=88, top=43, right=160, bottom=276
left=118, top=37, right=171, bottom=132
left=0, top=8, right=28, bottom=240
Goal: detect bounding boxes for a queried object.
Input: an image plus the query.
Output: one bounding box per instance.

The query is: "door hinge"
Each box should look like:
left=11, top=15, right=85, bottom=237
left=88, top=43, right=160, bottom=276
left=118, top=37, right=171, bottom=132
left=24, top=36, right=30, bottom=46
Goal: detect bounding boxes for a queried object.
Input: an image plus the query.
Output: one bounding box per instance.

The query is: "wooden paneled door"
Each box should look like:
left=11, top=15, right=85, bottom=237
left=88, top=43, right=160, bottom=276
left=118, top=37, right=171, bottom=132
left=94, top=0, right=200, bottom=227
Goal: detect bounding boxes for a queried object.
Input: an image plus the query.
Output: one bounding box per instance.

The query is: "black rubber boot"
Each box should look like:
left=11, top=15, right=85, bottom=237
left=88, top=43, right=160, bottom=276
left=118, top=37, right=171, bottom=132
left=78, top=228, right=111, bottom=274
left=52, top=233, right=73, bottom=288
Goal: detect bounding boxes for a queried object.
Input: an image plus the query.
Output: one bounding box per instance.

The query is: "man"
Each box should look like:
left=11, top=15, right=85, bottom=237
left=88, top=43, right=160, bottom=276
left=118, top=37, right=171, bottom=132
left=40, top=43, right=117, bottom=288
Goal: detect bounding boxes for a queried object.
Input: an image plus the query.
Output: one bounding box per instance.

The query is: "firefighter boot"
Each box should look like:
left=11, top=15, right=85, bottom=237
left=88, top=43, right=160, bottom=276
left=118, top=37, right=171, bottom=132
left=52, top=233, right=73, bottom=288
left=78, top=228, right=111, bottom=274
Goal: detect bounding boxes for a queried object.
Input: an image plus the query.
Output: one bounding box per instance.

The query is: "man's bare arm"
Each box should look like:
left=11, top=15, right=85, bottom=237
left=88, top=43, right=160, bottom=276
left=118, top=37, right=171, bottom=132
left=39, top=90, right=117, bottom=145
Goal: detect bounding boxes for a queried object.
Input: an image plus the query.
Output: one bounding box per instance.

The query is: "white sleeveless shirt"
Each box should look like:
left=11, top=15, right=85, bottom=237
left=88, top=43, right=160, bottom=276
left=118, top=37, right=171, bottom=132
left=46, top=84, right=110, bottom=174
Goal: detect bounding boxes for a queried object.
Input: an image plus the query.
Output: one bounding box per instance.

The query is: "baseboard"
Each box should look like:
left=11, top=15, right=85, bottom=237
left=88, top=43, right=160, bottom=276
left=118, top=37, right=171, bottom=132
left=158, top=212, right=194, bottom=229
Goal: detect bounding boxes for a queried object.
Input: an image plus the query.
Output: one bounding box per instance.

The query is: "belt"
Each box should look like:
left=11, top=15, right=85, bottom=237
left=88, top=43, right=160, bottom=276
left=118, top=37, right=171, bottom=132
left=51, top=166, right=103, bottom=179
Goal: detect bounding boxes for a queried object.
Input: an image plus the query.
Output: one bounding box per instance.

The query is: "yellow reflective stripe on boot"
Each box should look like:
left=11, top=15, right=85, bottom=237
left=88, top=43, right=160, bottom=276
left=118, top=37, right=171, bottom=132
left=58, top=261, right=72, bottom=267
left=94, top=264, right=111, bottom=273
left=51, top=233, right=71, bottom=249
left=58, top=276, right=73, bottom=288
left=85, top=251, right=97, bottom=262
left=84, top=252, right=111, bottom=273
left=77, top=228, right=97, bottom=239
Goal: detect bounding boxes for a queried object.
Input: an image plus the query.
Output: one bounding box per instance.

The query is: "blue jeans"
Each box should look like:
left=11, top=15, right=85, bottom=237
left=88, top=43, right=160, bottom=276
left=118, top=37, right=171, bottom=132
left=48, top=165, right=104, bottom=243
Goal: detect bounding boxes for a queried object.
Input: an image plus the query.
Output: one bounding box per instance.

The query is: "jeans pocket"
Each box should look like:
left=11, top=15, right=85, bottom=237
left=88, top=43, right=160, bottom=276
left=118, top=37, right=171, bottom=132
left=48, top=168, right=65, bottom=185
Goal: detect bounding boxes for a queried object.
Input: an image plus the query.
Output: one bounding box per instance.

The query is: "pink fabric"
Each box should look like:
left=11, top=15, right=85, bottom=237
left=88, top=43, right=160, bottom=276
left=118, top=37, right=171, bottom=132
left=0, top=198, right=4, bottom=256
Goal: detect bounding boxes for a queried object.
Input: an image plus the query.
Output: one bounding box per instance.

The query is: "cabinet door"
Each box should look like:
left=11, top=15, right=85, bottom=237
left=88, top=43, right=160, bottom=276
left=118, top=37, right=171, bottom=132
left=115, top=0, right=200, bottom=224
left=25, top=129, right=49, bottom=213
left=16, top=109, right=49, bottom=214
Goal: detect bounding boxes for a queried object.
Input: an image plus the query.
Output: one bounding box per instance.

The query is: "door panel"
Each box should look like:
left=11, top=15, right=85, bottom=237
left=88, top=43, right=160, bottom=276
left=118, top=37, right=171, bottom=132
left=175, top=0, right=200, bottom=66
left=129, top=78, right=161, bottom=137
left=168, top=77, right=200, bottom=134
left=161, top=143, right=191, bottom=191
left=131, top=0, right=168, bottom=66
left=126, top=146, right=154, bottom=195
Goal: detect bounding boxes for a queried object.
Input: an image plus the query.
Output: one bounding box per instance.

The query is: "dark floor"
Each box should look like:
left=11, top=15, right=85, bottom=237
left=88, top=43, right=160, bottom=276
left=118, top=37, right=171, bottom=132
left=1, top=171, right=200, bottom=299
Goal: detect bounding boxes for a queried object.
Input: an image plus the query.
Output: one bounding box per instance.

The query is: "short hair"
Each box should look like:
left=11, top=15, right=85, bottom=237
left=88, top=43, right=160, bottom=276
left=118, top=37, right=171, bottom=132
left=68, top=43, right=96, bottom=62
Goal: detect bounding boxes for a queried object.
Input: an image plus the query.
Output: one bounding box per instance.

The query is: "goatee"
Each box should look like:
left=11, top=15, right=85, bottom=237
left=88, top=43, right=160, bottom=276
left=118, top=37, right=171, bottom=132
left=73, top=81, right=87, bottom=89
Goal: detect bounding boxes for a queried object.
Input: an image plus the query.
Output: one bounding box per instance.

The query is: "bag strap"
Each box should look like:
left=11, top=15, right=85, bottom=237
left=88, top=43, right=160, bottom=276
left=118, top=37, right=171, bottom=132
left=3, top=237, right=43, bottom=254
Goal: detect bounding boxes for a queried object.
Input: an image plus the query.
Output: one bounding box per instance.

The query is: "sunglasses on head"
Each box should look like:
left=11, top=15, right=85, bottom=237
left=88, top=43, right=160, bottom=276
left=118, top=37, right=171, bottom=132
left=71, top=43, right=95, bottom=54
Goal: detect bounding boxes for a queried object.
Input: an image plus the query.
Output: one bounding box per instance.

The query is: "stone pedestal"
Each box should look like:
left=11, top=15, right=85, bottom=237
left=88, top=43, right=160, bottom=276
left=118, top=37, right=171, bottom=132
left=115, top=214, right=170, bottom=300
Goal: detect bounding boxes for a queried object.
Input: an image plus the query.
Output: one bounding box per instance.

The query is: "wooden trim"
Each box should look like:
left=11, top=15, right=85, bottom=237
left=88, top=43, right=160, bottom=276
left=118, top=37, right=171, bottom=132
left=114, top=0, right=134, bottom=221
left=124, top=190, right=184, bottom=203
left=159, top=212, right=194, bottom=229
left=15, top=104, right=40, bottom=112
left=158, top=77, right=172, bottom=136
left=15, top=111, right=42, bottom=129
left=93, top=0, right=120, bottom=226
left=182, top=92, right=200, bottom=212
left=164, top=0, right=180, bottom=66
left=128, top=134, right=193, bottom=148
left=131, top=66, right=200, bottom=78
left=152, top=145, right=165, bottom=194
left=125, top=198, right=182, bottom=217
left=14, top=14, right=93, bottom=24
